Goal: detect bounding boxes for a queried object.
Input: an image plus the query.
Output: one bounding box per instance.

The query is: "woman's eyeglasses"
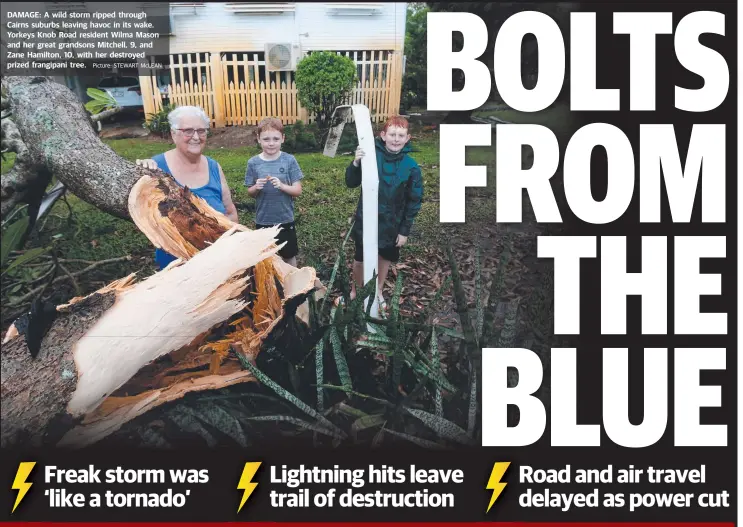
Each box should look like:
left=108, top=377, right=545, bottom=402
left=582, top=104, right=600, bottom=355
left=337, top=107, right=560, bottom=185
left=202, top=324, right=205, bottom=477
left=175, top=128, right=208, bottom=137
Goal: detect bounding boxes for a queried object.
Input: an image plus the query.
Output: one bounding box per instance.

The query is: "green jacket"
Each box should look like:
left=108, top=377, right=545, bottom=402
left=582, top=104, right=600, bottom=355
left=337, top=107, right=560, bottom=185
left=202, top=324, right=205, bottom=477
left=345, top=137, right=423, bottom=249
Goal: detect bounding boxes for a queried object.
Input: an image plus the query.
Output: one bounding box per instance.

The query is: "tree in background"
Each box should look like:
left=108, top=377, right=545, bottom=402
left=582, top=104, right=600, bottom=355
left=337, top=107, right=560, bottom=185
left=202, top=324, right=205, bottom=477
left=401, top=3, right=429, bottom=111
left=295, top=51, right=357, bottom=129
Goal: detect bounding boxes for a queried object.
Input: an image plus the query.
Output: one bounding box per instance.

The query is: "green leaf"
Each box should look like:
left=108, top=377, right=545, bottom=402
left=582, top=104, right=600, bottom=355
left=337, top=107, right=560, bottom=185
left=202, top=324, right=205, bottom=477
left=371, top=424, right=386, bottom=448
left=405, top=275, right=452, bottom=346
left=178, top=403, right=248, bottom=447
left=335, top=402, right=368, bottom=419
left=239, top=356, right=347, bottom=439
left=351, top=414, right=385, bottom=440
left=2, top=246, right=50, bottom=276
left=390, top=271, right=405, bottom=389
left=435, top=326, right=465, bottom=340
left=404, top=407, right=471, bottom=445
left=365, top=322, right=389, bottom=335
left=402, top=346, right=458, bottom=394
left=166, top=407, right=218, bottom=447
left=321, top=222, right=353, bottom=313
left=315, top=335, right=326, bottom=412
left=496, top=298, right=521, bottom=349
left=330, top=326, right=352, bottom=394
left=358, top=332, right=392, bottom=345
left=86, top=87, right=118, bottom=106
left=1, top=216, right=29, bottom=267
left=430, top=327, right=443, bottom=418
left=84, top=88, right=119, bottom=115
left=467, top=366, right=477, bottom=438
left=482, top=237, right=512, bottom=346
left=314, top=384, right=393, bottom=406
left=391, top=270, right=403, bottom=320
left=87, top=87, right=115, bottom=102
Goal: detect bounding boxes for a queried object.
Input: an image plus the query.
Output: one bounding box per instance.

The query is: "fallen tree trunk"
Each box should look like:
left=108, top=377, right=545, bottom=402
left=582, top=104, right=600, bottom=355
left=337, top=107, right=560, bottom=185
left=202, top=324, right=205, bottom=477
left=2, top=76, right=141, bottom=219
left=1, top=76, right=324, bottom=448
left=2, top=223, right=318, bottom=448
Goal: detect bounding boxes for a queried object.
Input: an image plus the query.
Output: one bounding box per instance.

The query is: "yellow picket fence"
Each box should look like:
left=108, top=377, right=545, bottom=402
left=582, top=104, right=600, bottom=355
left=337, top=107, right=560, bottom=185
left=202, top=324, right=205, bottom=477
left=139, top=50, right=403, bottom=128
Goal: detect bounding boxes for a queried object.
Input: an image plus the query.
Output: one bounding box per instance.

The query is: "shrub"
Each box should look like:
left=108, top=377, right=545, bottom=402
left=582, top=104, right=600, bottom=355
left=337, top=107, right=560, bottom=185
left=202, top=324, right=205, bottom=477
left=295, top=51, right=357, bottom=128
left=282, top=120, right=319, bottom=152
left=143, top=103, right=176, bottom=138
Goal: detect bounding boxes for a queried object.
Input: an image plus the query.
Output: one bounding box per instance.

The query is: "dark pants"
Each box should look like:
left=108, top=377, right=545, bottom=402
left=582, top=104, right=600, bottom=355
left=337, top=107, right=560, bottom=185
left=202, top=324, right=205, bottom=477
left=353, top=233, right=400, bottom=263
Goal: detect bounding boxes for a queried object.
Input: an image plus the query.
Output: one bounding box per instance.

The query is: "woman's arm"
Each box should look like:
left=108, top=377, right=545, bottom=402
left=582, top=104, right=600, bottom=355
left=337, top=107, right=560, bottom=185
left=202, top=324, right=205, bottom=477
left=218, top=165, right=239, bottom=223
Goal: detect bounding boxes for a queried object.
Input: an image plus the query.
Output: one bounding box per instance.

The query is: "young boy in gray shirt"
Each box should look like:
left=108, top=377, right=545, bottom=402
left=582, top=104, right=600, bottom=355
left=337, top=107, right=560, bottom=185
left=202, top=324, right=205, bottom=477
left=245, top=117, right=304, bottom=266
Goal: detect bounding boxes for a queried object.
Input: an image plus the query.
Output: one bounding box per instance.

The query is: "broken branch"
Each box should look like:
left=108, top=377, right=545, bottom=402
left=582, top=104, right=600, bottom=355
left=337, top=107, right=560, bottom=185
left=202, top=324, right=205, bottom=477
left=6, top=255, right=132, bottom=306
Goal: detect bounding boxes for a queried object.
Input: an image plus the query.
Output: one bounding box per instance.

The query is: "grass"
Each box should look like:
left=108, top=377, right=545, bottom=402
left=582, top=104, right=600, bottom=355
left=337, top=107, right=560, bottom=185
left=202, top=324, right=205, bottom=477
left=112, top=133, right=448, bottom=264
left=1, top=118, right=555, bottom=447
left=473, top=101, right=576, bottom=139
left=2, top=127, right=501, bottom=285
left=1, top=111, right=549, bottom=323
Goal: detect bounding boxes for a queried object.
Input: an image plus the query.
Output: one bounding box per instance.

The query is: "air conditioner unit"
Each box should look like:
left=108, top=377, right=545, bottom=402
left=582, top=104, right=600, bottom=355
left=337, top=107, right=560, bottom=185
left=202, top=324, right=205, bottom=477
left=265, top=42, right=301, bottom=72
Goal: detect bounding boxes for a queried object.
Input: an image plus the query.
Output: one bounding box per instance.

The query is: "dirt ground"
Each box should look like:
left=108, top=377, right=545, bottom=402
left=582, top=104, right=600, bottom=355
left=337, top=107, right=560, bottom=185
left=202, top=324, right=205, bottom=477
left=97, top=110, right=444, bottom=148
left=100, top=118, right=260, bottom=149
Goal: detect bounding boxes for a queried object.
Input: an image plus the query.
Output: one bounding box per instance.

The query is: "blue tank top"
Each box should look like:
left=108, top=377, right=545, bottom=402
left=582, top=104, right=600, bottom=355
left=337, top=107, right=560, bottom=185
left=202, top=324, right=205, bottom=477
left=152, top=153, right=226, bottom=269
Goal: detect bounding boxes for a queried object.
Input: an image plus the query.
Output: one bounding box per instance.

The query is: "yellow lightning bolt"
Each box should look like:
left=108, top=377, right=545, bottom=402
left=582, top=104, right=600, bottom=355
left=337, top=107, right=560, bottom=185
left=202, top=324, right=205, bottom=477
left=11, top=462, right=36, bottom=514
left=237, top=462, right=261, bottom=513
left=486, top=461, right=511, bottom=513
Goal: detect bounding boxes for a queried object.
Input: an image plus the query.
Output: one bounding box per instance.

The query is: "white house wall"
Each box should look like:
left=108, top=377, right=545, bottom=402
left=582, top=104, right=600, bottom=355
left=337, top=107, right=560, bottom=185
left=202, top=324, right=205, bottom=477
left=168, top=2, right=406, bottom=55
left=296, top=3, right=405, bottom=51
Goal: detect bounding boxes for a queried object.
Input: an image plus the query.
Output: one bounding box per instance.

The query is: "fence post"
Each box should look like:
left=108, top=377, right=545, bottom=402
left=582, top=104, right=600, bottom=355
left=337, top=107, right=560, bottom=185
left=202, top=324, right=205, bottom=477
left=297, top=99, right=309, bottom=123
left=390, top=51, right=403, bottom=115
left=139, top=74, right=156, bottom=119
left=209, top=53, right=226, bottom=128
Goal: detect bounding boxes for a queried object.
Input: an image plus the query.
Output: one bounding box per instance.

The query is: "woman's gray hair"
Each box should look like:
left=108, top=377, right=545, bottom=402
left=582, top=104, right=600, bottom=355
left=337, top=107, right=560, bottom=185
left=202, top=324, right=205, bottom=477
left=168, top=105, right=210, bottom=130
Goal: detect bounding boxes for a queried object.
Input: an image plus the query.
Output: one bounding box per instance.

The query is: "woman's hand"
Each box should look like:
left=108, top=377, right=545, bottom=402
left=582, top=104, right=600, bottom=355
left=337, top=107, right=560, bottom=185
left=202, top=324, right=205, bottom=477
left=136, top=159, right=158, bottom=170
left=396, top=234, right=408, bottom=247
left=353, top=146, right=365, bottom=167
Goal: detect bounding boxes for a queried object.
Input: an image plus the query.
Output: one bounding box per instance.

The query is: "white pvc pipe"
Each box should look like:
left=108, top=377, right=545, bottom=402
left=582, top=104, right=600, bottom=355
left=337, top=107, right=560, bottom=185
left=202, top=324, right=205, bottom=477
left=350, top=104, right=380, bottom=320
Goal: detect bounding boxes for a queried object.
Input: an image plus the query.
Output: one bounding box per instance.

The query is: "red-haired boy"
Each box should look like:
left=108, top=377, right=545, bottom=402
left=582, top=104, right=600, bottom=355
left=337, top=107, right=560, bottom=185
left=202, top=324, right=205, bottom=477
left=345, top=116, right=423, bottom=311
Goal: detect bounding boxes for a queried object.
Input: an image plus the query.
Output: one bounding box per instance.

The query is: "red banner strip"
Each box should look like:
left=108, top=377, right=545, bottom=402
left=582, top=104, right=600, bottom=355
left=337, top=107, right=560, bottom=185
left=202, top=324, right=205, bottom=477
left=2, top=523, right=735, bottom=526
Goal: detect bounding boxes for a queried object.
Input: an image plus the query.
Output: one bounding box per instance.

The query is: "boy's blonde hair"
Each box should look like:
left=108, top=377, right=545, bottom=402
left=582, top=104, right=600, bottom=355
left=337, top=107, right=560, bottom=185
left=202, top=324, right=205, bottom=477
left=381, top=115, right=410, bottom=133
left=256, top=117, right=284, bottom=136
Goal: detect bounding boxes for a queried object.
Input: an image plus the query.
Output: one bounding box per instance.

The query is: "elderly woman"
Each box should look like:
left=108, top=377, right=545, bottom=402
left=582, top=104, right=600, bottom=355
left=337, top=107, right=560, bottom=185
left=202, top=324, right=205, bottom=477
left=136, top=105, right=239, bottom=270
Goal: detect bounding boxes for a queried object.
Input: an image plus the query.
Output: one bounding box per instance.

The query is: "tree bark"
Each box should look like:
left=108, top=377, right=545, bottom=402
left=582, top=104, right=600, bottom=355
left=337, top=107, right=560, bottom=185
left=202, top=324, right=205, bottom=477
left=0, top=76, right=324, bottom=448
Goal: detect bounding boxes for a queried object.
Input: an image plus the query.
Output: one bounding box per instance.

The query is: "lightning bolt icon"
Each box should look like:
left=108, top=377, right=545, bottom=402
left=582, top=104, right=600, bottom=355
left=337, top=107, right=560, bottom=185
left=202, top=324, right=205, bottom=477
left=237, top=462, right=261, bottom=513
left=11, top=462, right=36, bottom=514
left=486, top=461, right=511, bottom=513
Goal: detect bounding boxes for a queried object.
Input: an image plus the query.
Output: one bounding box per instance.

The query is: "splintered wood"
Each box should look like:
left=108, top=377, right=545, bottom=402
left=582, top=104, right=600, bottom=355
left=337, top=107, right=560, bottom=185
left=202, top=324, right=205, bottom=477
left=2, top=225, right=317, bottom=448
left=128, top=175, right=239, bottom=260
